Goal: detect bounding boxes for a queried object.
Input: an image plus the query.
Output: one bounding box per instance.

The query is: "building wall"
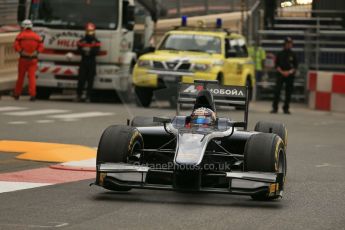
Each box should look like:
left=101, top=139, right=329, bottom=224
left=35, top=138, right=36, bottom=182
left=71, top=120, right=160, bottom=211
left=0, top=0, right=18, bottom=26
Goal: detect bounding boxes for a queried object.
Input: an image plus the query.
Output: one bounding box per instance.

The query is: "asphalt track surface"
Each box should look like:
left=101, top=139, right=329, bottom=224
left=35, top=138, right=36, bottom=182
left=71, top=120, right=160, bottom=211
left=0, top=96, right=344, bottom=230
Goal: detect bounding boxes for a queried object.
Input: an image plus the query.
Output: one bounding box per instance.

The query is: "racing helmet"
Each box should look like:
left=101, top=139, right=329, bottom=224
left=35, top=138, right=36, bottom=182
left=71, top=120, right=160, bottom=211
left=190, top=107, right=216, bottom=126
left=85, top=22, right=96, bottom=35
left=21, top=19, right=33, bottom=29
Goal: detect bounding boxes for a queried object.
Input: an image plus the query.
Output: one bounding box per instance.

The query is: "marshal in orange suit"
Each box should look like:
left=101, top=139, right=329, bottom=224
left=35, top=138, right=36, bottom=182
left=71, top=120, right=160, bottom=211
left=13, top=19, right=44, bottom=101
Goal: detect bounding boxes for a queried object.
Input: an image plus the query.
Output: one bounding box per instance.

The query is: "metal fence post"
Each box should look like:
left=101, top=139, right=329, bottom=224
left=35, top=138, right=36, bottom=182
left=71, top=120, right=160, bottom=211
left=0, top=45, right=4, bottom=67
left=304, top=29, right=311, bottom=70
left=204, top=0, right=209, bottom=15
left=241, top=0, right=245, bottom=34
left=316, top=17, right=320, bottom=71
left=231, top=0, right=235, bottom=12
left=177, top=0, right=181, bottom=17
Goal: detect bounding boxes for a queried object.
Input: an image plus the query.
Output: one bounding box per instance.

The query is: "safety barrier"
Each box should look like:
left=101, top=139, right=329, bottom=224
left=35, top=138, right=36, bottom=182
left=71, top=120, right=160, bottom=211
left=307, top=71, right=345, bottom=112
left=0, top=32, right=18, bottom=92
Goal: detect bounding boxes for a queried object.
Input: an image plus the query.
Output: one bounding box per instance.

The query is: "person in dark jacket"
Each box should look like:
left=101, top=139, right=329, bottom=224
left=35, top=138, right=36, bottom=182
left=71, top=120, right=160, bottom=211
left=76, top=22, right=101, bottom=102
left=271, top=37, right=298, bottom=114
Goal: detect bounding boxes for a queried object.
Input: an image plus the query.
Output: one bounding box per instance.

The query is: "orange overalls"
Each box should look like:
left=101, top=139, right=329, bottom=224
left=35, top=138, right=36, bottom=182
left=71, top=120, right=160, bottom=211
left=13, top=29, right=44, bottom=97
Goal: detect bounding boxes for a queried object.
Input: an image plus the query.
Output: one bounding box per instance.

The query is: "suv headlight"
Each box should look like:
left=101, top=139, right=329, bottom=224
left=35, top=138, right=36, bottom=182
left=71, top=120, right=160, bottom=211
left=193, top=63, right=210, bottom=72
left=138, top=60, right=152, bottom=68
left=213, top=60, right=224, bottom=66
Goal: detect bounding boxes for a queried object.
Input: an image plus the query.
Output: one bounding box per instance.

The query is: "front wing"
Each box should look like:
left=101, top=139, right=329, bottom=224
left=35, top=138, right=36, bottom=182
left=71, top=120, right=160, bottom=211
left=96, top=163, right=284, bottom=197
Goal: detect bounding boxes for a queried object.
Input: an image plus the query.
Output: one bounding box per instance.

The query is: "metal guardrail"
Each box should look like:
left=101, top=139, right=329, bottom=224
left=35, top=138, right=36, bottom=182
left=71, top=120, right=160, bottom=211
left=0, top=33, right=17, bottom=69
left=0, top=32, right=18, bottom=92
left=319, top=30, right=345, bottom=36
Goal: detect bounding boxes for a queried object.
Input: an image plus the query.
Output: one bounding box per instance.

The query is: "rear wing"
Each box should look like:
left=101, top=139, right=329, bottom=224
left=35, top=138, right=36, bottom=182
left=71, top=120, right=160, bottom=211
left=177, top=80, right=249, bottom=130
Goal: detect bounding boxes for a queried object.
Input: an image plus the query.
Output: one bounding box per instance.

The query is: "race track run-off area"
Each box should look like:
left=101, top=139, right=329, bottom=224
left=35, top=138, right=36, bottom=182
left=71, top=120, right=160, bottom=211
left=0, top=98, right=344, bottom=230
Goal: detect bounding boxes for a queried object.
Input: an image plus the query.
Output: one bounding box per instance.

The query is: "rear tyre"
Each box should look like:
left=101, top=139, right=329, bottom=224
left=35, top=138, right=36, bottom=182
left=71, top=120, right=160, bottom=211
left=96, top=125, right=143, bottom=191
left=254, top=121, right=288, bottom=146
left=135, top=86, right=153, bottom=107
left=244, top=133, right=286, bottom=200
left=36, top=87, right=51, bottom=100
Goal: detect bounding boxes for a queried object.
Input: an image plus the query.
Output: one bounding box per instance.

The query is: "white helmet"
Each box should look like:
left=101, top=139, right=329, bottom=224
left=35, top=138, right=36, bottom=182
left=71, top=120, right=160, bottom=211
left=191, top=107, right=216, bottom=126
left=21, top=19, right=33, bottom=29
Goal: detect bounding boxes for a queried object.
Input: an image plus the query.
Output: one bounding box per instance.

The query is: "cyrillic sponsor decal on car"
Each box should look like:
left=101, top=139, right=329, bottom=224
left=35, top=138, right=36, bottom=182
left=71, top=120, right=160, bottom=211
left=180, top=84, right=246, bottom=98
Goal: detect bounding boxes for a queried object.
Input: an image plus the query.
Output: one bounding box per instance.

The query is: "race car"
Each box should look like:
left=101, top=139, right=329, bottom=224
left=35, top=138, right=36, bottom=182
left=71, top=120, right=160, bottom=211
left=94, top=80, right=287, bottom=200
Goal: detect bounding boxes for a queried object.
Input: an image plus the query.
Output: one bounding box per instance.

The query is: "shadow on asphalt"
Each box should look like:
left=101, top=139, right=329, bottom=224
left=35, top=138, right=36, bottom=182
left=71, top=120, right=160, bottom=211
left=91, top=190, right=283, bottom=209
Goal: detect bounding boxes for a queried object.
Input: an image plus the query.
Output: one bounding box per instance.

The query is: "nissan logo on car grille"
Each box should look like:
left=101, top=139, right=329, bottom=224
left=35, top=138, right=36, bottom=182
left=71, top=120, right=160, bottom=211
left=166, top=62, right=178, bottom=69
left=152, top=61, right=191, bottom=72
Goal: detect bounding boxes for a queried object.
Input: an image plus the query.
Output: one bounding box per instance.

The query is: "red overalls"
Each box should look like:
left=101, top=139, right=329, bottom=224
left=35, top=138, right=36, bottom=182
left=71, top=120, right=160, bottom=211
left=13, top=29, right=44, bottom=97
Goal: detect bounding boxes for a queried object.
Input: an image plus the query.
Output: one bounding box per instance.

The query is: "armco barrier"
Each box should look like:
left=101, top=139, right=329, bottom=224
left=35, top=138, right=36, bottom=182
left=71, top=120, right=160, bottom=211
left=308, top=71, right=345, bottom=112
left=0, top=32, right=18, bottom=93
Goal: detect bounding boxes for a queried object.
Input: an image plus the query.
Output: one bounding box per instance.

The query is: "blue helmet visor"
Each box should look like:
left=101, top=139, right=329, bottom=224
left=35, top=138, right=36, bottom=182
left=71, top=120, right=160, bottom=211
left=194, top=117, right=211, bottom=124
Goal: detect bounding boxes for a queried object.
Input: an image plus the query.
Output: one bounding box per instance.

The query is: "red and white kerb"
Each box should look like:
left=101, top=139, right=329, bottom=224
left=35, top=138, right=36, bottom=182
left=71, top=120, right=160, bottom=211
left=308, top=71, right=345, bottom=112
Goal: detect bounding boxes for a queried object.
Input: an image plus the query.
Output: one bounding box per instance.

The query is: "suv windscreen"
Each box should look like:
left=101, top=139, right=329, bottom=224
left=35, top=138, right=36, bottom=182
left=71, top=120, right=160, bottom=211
left=29, top=0, right=119, bottom=30
left=159, top=34, right=222, bottom=54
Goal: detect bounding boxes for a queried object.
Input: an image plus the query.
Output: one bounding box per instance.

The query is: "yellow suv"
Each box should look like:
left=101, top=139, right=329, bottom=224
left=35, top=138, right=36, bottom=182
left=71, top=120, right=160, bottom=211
left=133, top=20, right=255, bottom=107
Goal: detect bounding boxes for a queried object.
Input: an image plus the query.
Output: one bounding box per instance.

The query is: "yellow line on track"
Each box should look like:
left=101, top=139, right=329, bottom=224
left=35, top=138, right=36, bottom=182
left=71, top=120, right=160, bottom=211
left=0, top=140, right=96, bottom=163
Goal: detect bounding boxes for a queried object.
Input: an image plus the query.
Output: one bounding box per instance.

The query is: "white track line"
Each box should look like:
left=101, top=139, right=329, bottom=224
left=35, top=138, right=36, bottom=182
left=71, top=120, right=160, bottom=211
left=49, top=112, right=114, bottom=119
left=0, top=106, right=27, bottom=112
left=0, top=222, right=69, bottom=228
left=61, top=158, right=96, bottom=168
left=8, top=121, right=27, bottom=125
left=0, top=181, right=51, bottom=193
left=35, top=120, right=55, bottom=124
left=4, top=109, right=70, bottom=116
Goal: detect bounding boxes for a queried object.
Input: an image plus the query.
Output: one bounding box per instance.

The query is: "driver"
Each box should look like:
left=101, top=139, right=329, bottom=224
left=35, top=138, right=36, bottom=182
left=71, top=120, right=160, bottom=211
left=189, top=107, right=216, bottom=127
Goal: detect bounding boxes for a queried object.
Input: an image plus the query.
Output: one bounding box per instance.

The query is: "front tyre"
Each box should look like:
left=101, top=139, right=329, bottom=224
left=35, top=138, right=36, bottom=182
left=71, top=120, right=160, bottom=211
left=244, top=133, right=286, bottom=200
left=254, top=121, right=288, bottom=146
left=96, top=125, right=143, bottom=191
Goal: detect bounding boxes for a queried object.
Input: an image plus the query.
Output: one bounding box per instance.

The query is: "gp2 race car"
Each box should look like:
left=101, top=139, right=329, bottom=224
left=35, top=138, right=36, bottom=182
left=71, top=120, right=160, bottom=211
left=94, top=80, right=287, bottom=200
